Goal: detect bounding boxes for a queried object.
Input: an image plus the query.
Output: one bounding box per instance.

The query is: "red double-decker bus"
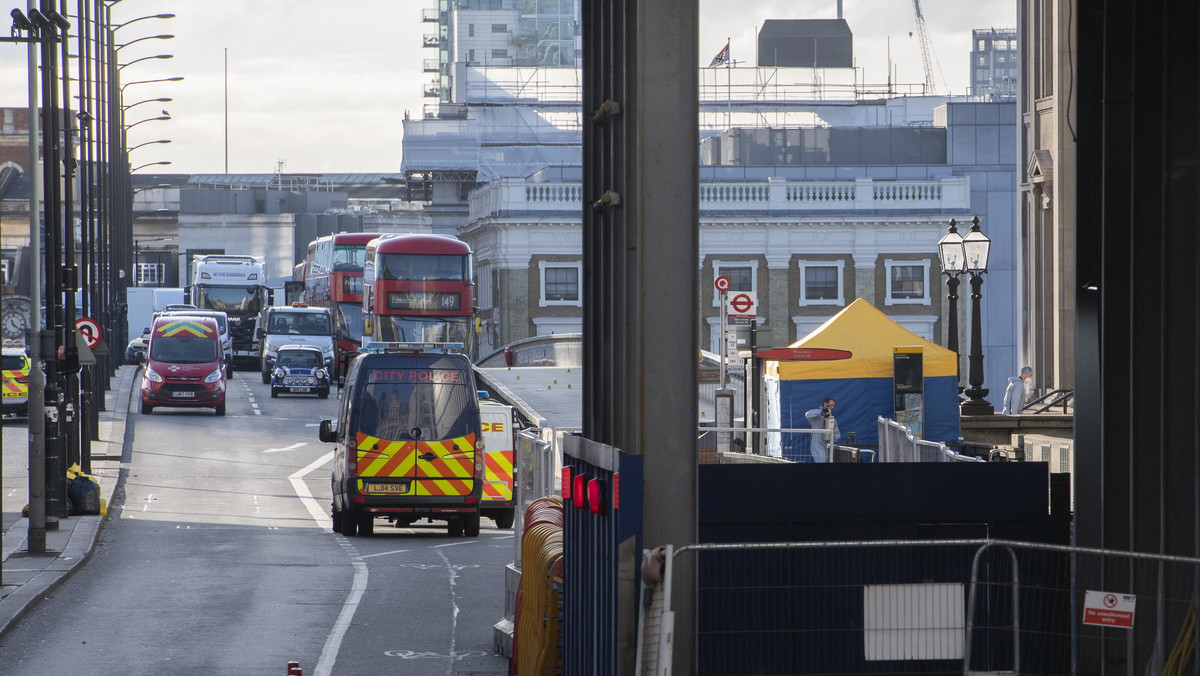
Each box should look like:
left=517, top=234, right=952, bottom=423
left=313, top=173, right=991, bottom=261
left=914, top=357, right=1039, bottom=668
left=362, top=234, right=475, bottom=352
left=304, top=232, right=385, bottom=372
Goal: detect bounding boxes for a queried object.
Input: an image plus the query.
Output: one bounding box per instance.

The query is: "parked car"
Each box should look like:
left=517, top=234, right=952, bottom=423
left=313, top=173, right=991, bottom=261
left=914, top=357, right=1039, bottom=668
left=125, top=328, right=150, bottom=364
left=270, top=344, right=330, bottom=399
left=2, top=341, right=31, bottom=418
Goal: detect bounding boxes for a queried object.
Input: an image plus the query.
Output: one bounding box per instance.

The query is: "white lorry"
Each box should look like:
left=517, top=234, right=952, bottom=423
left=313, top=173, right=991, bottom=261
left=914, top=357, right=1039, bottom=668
left=190, top=255, right=270, bottom=369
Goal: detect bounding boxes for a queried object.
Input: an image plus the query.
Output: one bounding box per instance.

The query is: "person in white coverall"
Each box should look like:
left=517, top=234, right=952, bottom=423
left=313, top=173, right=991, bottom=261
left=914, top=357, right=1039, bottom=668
left=1002, top=366, right=1033, bottom=414
left=804, top=397, right=840, bottom=463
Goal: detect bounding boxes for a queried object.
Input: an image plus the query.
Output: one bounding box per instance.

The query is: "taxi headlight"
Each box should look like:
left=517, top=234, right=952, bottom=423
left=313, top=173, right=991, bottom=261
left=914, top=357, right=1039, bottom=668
left=144, top=368, right=163, bottom=383
left=204, top=368, right=223, bottom=384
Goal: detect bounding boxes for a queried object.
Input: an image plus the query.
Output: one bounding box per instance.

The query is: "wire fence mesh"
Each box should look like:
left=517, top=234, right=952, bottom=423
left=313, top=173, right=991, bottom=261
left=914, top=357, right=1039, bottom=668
left=636, top=539, right=1200, bottom=676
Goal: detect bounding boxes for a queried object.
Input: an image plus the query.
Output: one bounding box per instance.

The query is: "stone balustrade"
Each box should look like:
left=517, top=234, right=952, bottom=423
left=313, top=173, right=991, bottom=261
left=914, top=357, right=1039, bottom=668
left=470, top=176, right=970, bottom=221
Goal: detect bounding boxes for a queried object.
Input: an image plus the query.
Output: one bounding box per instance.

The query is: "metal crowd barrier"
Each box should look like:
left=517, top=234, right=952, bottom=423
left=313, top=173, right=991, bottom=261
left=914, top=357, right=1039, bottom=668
left=877, top=415, right=983, bottom=462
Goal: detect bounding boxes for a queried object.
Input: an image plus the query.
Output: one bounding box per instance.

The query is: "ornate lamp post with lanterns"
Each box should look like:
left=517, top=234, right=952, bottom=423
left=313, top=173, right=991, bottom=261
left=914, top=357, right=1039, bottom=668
left=937, top=218, right=966, bottom=390
left=960, top=217, right=994, bottom=415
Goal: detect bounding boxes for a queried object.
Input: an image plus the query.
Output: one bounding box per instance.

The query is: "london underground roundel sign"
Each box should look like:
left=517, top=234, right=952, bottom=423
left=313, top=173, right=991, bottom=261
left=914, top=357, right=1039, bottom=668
left=728, top=292, right=756, bottom=316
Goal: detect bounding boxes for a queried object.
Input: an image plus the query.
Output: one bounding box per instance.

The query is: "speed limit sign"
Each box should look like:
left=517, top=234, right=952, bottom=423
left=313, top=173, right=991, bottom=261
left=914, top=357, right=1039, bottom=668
left=714, top=275, right=731, bottom=293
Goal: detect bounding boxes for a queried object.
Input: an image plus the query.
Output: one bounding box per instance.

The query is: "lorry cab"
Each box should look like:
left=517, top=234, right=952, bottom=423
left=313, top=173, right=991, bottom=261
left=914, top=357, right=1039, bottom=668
left=319, top=342, right=484, bottom=537
left=140, top=316, right=227, bottom=416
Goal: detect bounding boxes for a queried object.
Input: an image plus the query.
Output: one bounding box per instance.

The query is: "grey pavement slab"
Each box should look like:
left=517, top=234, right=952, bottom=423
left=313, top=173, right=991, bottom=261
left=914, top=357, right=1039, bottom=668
left=0, top=365, right=134, bottom=638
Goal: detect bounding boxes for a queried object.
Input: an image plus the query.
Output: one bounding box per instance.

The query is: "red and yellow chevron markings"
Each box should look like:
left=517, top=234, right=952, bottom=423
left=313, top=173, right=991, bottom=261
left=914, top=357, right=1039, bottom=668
left=484, top=451, right=514, bottom=500
left=156, top=319, right=213, bottom=338
left=355, top=431, right=477, bottom=496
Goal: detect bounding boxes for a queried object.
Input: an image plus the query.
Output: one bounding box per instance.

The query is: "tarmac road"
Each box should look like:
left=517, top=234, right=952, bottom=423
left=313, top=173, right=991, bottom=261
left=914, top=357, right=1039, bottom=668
left=0, top=366, right=512, bottom=675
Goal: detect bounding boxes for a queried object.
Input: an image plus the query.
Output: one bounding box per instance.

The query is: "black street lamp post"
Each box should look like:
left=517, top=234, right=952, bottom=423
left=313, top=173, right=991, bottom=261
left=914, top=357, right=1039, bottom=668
left=960, top=216, right=994, bottom=415
left=937, top=219, right=966, bottom=390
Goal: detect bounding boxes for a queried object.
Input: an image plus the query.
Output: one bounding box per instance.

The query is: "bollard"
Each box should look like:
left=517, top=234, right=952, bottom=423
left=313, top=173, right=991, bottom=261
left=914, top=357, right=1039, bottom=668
left=286, top=661, right=301, bottom=675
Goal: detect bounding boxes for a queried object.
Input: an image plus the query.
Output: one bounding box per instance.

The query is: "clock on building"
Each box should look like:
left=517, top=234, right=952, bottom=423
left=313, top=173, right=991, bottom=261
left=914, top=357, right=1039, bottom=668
left=2, top=295, right=32, bottom=341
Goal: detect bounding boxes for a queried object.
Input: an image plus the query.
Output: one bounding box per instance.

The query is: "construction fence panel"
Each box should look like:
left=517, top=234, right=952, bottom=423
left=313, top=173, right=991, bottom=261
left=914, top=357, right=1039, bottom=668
left=562, top=435, right=643, bottom=675
left=639, top=539, right=1200, bottom=675
left=668, top=540, right=991, bottom=675
left=966, top=540, right=1200, bottom=675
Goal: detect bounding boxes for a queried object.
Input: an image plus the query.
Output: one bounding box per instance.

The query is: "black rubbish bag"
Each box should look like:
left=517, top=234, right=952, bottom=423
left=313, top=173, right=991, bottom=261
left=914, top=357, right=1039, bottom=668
left=68, top=475, right=102, bottom=515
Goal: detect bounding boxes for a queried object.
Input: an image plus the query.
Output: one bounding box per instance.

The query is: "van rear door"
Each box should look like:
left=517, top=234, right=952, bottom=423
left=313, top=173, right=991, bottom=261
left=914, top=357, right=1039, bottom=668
left=352, top=362, right=479, bottom=499
left=480, top=403, right=515, bottom=503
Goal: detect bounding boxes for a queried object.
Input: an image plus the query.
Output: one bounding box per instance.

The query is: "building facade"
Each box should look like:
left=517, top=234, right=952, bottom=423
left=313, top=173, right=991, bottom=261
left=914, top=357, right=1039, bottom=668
left=462, top=100, right=1018, bottom=403
left=971, top=27, right=1019, bottom=98
left=1016, top=1, right=1075, bottom=395
left=408, top=5, right=1022, bottom=406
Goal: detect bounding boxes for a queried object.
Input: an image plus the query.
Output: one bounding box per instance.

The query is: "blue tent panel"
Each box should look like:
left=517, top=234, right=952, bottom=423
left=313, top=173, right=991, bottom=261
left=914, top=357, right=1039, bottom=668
left=779, top=376, right=960, bottom=461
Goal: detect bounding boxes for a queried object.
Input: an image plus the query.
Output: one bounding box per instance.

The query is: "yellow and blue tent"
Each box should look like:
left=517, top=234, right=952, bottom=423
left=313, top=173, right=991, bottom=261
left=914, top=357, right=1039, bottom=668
left=772, top=298, right=960, bottom=459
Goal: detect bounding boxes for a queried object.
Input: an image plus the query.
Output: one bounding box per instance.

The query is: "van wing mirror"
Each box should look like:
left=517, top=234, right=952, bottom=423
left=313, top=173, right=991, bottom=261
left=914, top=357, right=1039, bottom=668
left=318, top=419, right=336, bottom=443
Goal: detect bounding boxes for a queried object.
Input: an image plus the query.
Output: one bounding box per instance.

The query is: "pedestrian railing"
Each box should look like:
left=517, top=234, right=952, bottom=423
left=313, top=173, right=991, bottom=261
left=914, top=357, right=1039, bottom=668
left=1024, top=388, right=1074, bottom=414
left=636, top=538, right=1200, bottom=675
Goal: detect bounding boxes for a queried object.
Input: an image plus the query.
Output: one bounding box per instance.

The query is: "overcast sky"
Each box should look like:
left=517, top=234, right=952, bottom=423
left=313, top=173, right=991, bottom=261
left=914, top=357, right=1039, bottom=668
left=0, top=0, right=1014, bottom=174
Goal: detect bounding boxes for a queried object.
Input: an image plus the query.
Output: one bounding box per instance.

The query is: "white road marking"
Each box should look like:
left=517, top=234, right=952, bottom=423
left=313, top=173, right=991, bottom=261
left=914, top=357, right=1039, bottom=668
left=432, top=540, right=472, bottom=549
left=289, top=451, right=333, bottom=527
left=287, top=450, right=367, bottom=676
left=358, top=549, right=411, bottom=559
left=438, top=548, right=461, bottom=664
left=264, top=442, right=307, bottom=454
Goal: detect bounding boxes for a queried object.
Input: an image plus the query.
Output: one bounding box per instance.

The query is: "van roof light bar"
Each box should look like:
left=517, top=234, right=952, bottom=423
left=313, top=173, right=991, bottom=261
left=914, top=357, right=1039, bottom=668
left=360, top=341, right=465, bottom=354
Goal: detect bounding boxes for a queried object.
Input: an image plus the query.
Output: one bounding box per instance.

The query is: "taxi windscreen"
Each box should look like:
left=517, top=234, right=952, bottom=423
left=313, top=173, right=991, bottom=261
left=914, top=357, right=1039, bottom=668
left=354, top=366, right=475, bottom=441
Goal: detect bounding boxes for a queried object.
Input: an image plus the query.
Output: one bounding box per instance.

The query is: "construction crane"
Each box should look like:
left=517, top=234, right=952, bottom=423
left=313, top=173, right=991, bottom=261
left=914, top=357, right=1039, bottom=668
left=911, top=0, right=948, bottom=95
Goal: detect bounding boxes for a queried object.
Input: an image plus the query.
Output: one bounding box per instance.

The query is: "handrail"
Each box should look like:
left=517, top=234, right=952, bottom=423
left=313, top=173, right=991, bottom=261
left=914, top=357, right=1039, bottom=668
left=1024, top=388, right=1073, bottom=414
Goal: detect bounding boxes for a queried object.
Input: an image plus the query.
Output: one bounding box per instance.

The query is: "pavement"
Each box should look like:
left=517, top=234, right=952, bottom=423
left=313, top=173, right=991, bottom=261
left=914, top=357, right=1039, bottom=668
left=0, top=364, right=136, bottom=639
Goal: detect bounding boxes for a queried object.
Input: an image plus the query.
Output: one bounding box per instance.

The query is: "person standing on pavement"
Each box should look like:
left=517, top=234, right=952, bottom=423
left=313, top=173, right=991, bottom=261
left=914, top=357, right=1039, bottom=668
left=804, top=397, right=840, bottom=463
left=1002, top=365, right=1033, bottom=414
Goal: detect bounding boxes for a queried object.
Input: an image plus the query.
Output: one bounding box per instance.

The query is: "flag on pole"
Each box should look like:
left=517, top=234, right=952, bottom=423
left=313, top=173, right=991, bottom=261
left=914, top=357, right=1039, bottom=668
left=708, top=40, right=730, bottom=67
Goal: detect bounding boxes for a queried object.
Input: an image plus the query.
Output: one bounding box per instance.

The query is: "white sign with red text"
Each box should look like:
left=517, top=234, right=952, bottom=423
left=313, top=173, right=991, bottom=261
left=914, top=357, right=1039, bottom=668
left=1082, top=590, right=1135, bottom=628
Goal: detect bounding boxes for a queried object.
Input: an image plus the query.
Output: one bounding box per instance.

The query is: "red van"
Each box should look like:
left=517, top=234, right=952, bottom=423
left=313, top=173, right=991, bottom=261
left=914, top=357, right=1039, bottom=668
left=140, top=316, right=227, bottom=415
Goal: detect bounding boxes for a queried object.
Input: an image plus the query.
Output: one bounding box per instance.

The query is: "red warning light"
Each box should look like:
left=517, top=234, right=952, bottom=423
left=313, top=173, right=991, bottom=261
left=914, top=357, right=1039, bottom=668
left=587, top=478, right=605, bottom=515
left=572, top=473, right=588, bottom=510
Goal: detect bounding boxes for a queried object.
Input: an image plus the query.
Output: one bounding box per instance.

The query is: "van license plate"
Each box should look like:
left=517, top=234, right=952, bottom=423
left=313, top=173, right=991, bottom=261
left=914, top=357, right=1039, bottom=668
left=366, top=482, right=409, bottom=494
left=171, top=391, right=195, bottom=398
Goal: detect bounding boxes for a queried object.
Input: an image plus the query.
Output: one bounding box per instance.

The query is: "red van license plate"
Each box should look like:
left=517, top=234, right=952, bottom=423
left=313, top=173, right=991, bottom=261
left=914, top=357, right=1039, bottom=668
left=366, top=482, right=409, bottom=494
left=171, top=391, right=195, bottom=398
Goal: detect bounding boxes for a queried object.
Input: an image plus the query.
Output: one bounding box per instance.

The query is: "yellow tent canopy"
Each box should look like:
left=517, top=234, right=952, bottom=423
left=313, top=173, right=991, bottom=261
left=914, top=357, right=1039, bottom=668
left=776, top=298, right=958, bottom=380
